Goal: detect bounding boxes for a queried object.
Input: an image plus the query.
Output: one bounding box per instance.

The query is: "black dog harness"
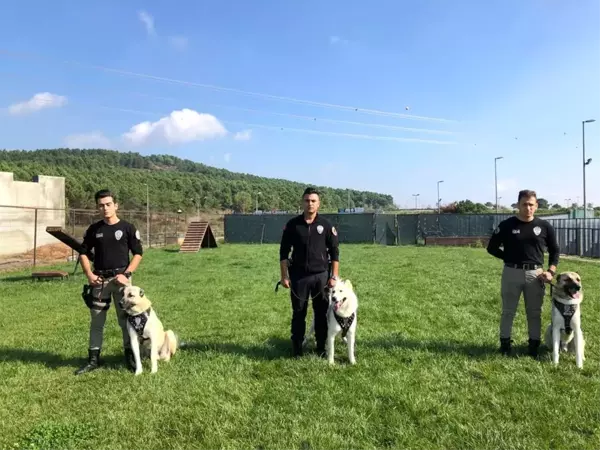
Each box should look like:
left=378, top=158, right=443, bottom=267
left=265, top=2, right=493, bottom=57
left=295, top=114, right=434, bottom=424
left=334, top=311, right=355, bottom=338
left=127, top=308, right=152, bottom=339
left=553, top=300, right=578, bottom=334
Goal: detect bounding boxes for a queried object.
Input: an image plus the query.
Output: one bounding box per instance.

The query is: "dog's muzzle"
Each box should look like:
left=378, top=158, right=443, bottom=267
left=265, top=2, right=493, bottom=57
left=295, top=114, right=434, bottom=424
left=564, top=283, right=582, bottom=298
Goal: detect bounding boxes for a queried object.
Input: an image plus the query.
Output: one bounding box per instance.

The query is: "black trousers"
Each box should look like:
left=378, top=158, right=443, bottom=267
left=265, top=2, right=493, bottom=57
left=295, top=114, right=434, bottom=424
left=290, top=270, right=329, bottom=347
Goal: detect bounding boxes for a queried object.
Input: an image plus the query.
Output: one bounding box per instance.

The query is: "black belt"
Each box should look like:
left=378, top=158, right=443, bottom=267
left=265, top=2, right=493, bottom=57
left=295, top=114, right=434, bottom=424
left=93, top=267, right=127, bottom=277
left=504, top=263, right=542, bottom=270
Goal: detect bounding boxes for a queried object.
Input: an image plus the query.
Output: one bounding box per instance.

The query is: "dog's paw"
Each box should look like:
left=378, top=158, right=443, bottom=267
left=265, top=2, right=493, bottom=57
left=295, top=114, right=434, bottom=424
left=349, top=358, right=356, bottom=365
left=134, top=370, right=143, bottom=376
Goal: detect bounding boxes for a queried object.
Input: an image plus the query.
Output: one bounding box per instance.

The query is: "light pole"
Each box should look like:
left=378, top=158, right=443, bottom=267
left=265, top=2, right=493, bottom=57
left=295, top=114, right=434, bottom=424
left=145, top=183, right=149, bottom=245
left=412, top=193, right=420, bottom=209
left=437, top=180, right=444, bottom=214
left=582, top=119, right=595, bottom=218
left=494, top=156, right=503, bottom=214
left=255, top=191, right=262, bottom=213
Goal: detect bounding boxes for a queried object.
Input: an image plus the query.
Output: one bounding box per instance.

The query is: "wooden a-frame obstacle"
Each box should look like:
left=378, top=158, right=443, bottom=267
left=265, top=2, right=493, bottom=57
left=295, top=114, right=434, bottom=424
left=179, top=221, right=218, bottom=253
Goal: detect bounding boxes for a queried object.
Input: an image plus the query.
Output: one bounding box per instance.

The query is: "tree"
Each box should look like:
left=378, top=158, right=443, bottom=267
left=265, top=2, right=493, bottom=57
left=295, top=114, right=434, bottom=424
left=233, top=192, right=252, bottom=213
left=552, top=203, right=562, bottom=209
left=537, top=198, right=549, bottom=209
left=454, top=200, right=489, bottom=214
left=485, top=202, right=494, bottom=208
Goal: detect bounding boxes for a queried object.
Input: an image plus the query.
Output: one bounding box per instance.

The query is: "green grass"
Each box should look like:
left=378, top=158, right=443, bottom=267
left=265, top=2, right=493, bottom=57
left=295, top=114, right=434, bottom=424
left=1, top=244, right=599, bottom=450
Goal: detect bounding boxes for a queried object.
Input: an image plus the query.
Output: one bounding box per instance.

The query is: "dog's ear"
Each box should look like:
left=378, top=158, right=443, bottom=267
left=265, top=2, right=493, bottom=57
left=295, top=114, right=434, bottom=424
left=345, top=280, right=353, bottom=290
left=139, top=288, right=145, bottom=297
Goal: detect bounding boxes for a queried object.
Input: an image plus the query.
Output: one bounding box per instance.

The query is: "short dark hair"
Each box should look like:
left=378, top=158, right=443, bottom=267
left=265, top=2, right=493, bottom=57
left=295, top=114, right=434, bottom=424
left=95, top=189, right=117, bottom=204
left=517, top=189, right=537, bottom=202
left=302, top=187, right=320, bottom=198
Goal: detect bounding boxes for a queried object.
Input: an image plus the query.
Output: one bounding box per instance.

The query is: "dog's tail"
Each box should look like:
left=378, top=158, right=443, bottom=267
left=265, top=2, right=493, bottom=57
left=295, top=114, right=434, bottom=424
left=166, top=330, right=179, bottom=355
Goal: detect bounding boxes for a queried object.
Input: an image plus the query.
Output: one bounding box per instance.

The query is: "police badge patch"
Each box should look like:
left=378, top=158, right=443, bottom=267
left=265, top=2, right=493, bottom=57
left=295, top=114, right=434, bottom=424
left=533, top=226, right=541, bottom=236
left=317, top=225, right=324, bottom=234
left=332, top=227, right=337, bottom=236
left=135, top=230, right=141, bottom=240
left=115, top=230, right=123, bottom=240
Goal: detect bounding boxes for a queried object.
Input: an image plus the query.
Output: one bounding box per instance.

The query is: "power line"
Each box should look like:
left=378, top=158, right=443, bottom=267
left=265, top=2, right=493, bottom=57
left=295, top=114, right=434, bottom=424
left=0, top=47, right=459, bottom=123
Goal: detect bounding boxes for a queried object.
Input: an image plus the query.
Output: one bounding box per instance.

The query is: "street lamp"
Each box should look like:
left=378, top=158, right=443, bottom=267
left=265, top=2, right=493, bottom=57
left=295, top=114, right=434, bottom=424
left=437, top=180, right=444, bottom=214
left=582, top=119, right=596, bottom=218
left=494, top=156, right=503, bottom=214
left=412, top=193, right=420, bottom=209
left=255, top=191, right=262, bottom=213
left=144, top=183, right=149, bottom=245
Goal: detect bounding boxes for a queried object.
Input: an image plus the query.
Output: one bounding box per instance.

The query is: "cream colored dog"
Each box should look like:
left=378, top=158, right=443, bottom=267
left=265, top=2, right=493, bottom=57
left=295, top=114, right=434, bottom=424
left=303, top=279, right=358, bottom=365
left=543, top=271, right=585, bottom=368
left=119, top=285, right=178, bottom=375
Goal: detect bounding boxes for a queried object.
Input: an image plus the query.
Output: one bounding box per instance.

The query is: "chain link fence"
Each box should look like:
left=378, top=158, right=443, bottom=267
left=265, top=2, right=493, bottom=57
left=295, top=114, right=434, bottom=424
left=0, top=206, right=225, bottom=270
left=224, top=213, right=600, bottom=258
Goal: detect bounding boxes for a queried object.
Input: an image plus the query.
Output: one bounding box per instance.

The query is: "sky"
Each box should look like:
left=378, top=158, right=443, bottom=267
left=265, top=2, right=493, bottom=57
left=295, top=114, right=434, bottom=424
left=0, top=0, right=599, bottom=209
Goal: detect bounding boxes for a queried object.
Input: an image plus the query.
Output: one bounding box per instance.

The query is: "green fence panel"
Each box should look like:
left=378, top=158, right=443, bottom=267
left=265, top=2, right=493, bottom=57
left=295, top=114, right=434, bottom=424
left=374, top=214, right=397, bottom=245
left=396, top=214, right=419, bottom=245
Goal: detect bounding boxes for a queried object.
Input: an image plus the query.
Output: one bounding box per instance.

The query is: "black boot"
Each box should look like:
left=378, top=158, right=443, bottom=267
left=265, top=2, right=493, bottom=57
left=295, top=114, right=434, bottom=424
left=74, top=349, right=100, bottom=375
left=528, top=339, right=541, bottom=359
left=124, top=348, right=136, bottom=372
left=315, top=341, right=326, bottom=359
left=499, top=338, right=512, bottom=356
left=291, top=340, right=304, bottom=358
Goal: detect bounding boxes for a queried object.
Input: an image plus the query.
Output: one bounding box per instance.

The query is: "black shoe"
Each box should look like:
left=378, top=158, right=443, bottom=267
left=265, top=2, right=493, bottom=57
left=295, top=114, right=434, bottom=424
left=315, top=343, right=326, bottom=358
left=74, top=349, right=101, bottom=375
left=499, top=338, right=512, bottom=356
left=292, top=341, right=304, bottom=358
left=124, top=348, right=136, bottom=372
left=528, top=339, right=541, bottom=359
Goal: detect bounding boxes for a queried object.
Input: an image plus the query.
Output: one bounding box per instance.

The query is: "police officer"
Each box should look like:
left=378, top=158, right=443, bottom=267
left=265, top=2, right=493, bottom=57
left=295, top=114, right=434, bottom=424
left=75, top=189, right=144, bottom=375
left=279, top=187, right=340, bottom=357
left=487, top=189, right=559, bottom=358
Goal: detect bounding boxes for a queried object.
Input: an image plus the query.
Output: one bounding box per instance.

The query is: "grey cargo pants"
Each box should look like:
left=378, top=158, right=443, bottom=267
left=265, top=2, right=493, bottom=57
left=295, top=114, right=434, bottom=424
left=88, top=277, right=131, bottom=351
left=500, top=265, right=545, bottom=340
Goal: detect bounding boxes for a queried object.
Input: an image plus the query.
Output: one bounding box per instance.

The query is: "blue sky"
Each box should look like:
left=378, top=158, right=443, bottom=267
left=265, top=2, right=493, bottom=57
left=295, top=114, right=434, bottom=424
left=1, top=0, right=599, bottom=208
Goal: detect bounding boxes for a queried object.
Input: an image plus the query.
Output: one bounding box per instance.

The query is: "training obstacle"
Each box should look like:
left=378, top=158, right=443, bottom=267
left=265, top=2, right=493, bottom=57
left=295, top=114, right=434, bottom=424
left=179, top=221, right=218, bottom=253
left=45, top=226, right=94, bottom=274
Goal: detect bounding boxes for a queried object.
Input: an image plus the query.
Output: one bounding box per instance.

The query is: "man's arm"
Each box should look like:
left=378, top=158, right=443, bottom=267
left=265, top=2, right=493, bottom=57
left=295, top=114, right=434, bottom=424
left=279, top=222, right=292, bottom=280
left=79, top=227, right=97, bottom=282
left=326, top=223, right=340, bottom=279
left=486, top=223, right=504, bottom=260
left=545, top=222, right=559, bottom=273
left=126, top=224, right=144, bottom=274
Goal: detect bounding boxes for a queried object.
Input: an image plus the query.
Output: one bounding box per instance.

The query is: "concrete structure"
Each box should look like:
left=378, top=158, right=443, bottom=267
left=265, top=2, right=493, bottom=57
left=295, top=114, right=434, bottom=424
left=0, top=172, right=66, bottom=256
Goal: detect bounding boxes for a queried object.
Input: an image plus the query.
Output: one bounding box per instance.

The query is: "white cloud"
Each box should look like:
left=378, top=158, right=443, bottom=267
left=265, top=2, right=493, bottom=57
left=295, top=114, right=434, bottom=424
left=329, top=35, right=349, bottom=45
left=496, top=178, right=518, bottom=193
left=8, top=92, right=67, bottom=115
left=122, top=108, right=228, bottom=146
left=224, top=153, right=231, bottom=163
left=64, top=131, right=112, bottom=149
left=138, top=10, right=156, bottom=36
left=169, top=36, right=188, bottom=51
left=233, top=129, right=252, bottom=141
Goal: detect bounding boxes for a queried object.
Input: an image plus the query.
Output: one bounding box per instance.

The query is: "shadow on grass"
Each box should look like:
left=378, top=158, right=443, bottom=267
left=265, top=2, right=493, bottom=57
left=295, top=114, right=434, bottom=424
left=182, top=336, right=293, bottom=361
left=0, top=275, right=34, bottom=282
left=361, top=332, right=542, bottom=359
left=162, top=248, right=181, bottom=253
left=0, top=347, right=128, bottom=371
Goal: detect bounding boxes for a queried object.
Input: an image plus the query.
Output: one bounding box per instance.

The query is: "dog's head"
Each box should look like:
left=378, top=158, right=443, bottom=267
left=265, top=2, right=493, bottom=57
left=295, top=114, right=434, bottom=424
left=555, top=271, right=583, bottom=301
left=326, top=279, right=356, bottom=313
left=119, top=285, right=152, bottom=315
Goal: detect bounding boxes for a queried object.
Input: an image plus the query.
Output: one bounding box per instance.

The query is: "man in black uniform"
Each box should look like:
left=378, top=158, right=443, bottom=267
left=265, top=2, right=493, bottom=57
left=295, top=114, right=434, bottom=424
left=487, top=189, right=559, bottom=358
left=279, top=187, right=340, bottom=357
left=75, top=189, right=144, bottom=375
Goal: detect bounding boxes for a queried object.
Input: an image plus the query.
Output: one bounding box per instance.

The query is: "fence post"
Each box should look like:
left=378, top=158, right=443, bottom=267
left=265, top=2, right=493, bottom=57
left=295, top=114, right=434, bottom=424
left=33, top=208, right=38, bottom=268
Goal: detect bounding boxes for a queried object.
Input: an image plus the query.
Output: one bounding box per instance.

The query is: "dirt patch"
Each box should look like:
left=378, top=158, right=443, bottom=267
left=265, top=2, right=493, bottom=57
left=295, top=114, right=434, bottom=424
left=0, top=243, right=74, bottom=273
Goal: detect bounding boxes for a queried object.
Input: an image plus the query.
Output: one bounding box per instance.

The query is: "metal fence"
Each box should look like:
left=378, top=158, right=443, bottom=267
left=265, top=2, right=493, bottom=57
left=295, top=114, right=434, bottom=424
left=224, top=213, right=600, bottom=258
left=0, top=205, right=225, bottom=269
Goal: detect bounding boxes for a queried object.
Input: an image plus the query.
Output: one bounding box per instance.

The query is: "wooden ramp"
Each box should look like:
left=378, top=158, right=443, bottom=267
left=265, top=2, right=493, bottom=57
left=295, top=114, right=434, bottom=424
left=179, top=221, right=218, bottom=253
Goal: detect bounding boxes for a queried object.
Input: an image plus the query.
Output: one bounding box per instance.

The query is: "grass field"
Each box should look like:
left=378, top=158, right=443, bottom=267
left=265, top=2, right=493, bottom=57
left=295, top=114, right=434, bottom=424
left=1, top=244, right=599, bottom=450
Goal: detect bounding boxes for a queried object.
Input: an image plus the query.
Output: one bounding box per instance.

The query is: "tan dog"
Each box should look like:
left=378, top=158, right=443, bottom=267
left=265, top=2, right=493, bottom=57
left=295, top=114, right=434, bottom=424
left=543, top=271, right=585, bottom=368
left=119, top=285, right=178, bottom=375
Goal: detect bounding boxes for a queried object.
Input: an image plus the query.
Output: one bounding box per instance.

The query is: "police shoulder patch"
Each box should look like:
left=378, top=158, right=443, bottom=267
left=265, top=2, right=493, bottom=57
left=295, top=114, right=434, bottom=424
left=135, top=230, right=141, bottom=240
left=332, top=226, right=337, bottom=236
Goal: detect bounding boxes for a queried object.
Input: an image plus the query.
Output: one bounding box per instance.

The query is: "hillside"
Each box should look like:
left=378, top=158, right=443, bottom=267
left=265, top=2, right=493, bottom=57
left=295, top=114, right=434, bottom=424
left=0, top=148, right=395, bottom=212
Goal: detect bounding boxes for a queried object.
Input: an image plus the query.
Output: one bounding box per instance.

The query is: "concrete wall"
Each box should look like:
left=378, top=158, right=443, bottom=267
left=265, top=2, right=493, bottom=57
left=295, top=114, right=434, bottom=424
left=0, top=171, right=66, bottom=256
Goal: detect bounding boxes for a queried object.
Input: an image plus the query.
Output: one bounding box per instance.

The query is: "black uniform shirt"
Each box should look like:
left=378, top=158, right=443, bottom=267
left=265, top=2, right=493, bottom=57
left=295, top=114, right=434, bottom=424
left=80, top=219, right=143, bottom=270
left=487, top=216, right=559, bottom=267
left=279, top=213, right=339, bottom=274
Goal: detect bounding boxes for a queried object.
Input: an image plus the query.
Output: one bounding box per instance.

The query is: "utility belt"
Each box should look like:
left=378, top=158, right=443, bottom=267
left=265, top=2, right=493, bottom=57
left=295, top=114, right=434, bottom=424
left=287, top=258, right=332, bottom=279
left=92, top=267, right=127, bottom=278
left=504, top=262, right=543, bottom=271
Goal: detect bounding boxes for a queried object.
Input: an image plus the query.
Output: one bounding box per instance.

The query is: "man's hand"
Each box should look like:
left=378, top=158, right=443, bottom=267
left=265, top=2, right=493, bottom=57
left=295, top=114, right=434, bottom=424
left=538, top=271, right=554, bottom=283
left=328, top=277, right=337, bottom=288
left=279, top=278, right=290, bottom=289
left=87, top=273, right=103, bottom=286
left=115, top=274, right=130, bottom=286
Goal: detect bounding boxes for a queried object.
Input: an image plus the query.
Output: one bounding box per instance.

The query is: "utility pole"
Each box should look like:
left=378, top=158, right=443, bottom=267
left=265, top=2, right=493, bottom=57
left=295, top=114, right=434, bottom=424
left=145, top=183, right=150, bottom=245
left=582, top=119, right=596, bottom=219
left=437, top=180, right=444, bottom=214
left=494, top=156, right=503, bottom=214
left=412, top=193, right=420, bottom=209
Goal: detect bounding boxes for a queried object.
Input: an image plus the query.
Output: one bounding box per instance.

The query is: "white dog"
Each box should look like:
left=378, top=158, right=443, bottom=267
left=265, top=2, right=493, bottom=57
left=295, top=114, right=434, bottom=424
left=303, top=279, right=358, bottom=365
left=543, top=271, right=585, bottom=368
left=119, top=285, right=178, bottom=375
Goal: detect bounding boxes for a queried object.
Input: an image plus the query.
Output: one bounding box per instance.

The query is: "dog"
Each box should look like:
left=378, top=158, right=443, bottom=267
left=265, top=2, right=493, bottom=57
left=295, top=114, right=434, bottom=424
left=543, top=271, right=585, bottom=368
left=119, top=285, right=178, bottom=375
left=303, top=279, right=358, bottom=365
